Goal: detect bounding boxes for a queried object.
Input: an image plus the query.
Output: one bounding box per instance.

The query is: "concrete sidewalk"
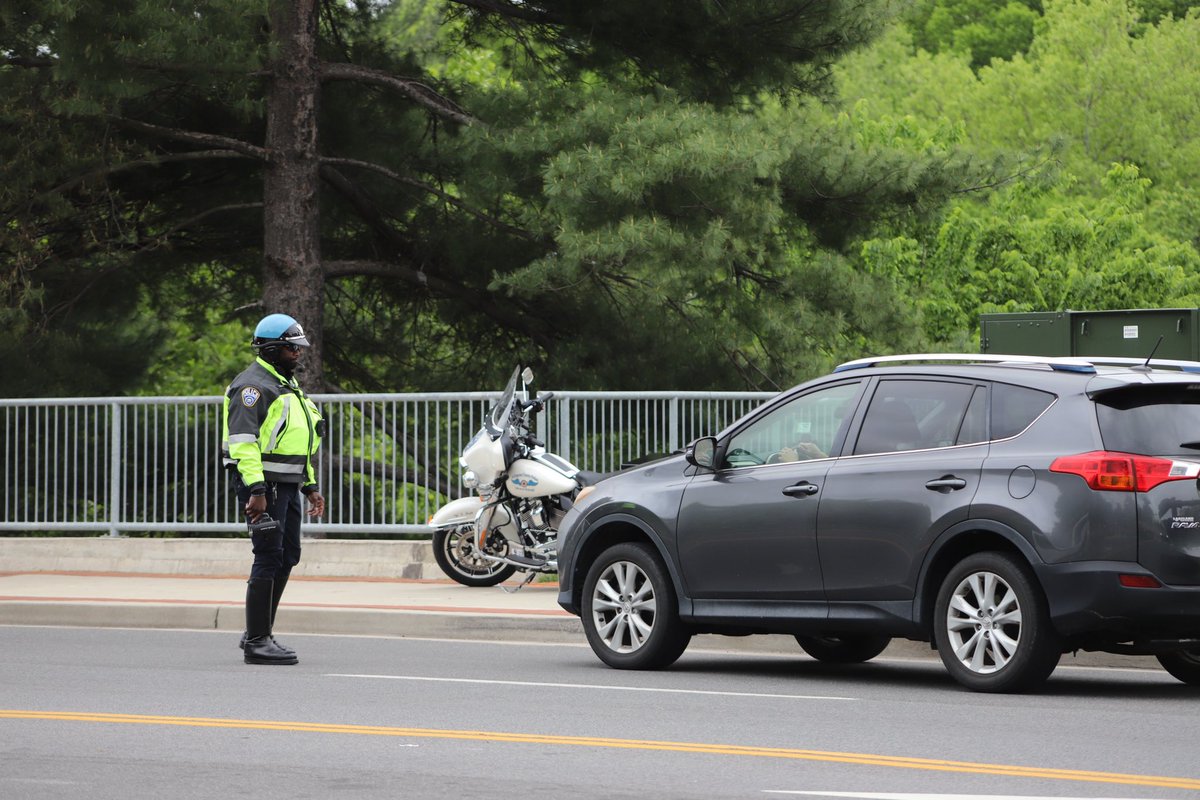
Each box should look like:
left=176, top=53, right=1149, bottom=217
left=0, top=571, right=583, bottom=644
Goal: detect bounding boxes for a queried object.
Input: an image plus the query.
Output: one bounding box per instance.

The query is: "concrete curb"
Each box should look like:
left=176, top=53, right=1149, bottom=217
left=0, top=536, right=442, bottom=579
left=0, top=597, right=1160, bottom=670
left=0, top=598, right=585, bottom=639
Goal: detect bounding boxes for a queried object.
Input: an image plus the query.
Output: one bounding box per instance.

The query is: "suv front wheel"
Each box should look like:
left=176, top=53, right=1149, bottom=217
left=582, top=542, right=691, bottom=669
left=934, top=552, right=1061, bottom=693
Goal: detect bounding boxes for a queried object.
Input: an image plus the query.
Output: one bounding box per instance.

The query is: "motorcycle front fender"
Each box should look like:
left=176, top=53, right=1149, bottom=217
left=428, top=496, right=487, bottom=528
left=429, top=496, right=518, bottom=540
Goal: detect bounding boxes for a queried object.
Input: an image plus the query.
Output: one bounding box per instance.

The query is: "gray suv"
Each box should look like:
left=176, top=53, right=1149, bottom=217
left=555, top=354, right=1200, bottom=692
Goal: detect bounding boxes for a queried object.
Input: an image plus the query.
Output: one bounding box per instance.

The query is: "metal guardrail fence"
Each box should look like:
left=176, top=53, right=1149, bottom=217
left=0, top=390, right=773, bottom=536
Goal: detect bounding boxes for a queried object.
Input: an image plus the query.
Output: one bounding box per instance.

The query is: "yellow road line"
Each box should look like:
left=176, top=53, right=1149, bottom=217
left=3, top=710, right=1198, bottom=791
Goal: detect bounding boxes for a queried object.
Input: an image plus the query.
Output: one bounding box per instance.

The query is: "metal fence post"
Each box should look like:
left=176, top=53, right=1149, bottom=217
left=558, top=397, right=571, bottom=463
left=668, top=396, right=680, bottom=454
left=108, top=401, right=121, bottom=537
left=534, top=391, right=546, bottom=449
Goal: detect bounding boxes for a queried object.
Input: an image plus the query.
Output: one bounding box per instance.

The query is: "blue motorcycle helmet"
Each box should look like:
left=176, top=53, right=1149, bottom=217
left=251, top=313, right=311, bottom=350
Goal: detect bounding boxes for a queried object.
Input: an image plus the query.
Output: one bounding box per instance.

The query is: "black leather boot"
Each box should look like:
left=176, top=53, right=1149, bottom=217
left=238, top=575, right=294, bottom=655
left=243, top=577, right=298, bottom=665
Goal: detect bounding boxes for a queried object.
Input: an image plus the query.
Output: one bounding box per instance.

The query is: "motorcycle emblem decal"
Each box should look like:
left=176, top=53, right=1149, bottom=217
left=510, top=474, right=539, bottom=489
left=241, top=387, right=261, bottom=408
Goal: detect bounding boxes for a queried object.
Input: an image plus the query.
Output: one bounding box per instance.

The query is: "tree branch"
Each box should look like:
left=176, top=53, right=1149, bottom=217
left=319, top=165, right=556, bottom=350
left=4, top=53, right=267, bottom=75
left=40, top=150, right=253, bottom=200
left=447, top=0, right=562, bottom=24
left=321, top=156, right=537, bottom=241
left=3, top=56, right=56, bottom=68
left=140, top=202, right=263, bottom=252
left=319, top=62, right=477, bottom=127
left=950, top=153, right=1057, bottom=195
left=324, top=258, right=556, bottom=351
left=105, top=117, right=269, bottom=160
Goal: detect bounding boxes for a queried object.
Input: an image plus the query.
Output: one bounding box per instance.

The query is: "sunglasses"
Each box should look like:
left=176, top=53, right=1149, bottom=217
left=282, top=344, right=303, bottom=353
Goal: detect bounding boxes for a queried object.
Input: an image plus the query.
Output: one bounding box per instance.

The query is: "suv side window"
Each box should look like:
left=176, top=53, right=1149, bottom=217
left=991, top=383, right=1055, bottom=440
left=723, top=381, right=861, bottom=468
left=957, top=386, right=988, bottom=445
left=854, top=379, right=976, bottom=455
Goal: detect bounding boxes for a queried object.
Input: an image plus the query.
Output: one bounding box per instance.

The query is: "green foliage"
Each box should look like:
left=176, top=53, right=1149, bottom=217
left=9, top=0, right=953, bottom=396
left=139, top=313, right=249, bottom=396
left=1133, top=0, right=1200, bottom=24
left=842, top=0, right=1200, bottom=350
left=1, top=0, right=269, bottom=397
left=906, top=0, right=1043, bottom=68
left=16, top=0, right=1196, bottom=398
left=452, top=0, right=892, bottom=102
left=863, top=164, right=1200, bottom=345
left=448, top=81, right=994, bottom=388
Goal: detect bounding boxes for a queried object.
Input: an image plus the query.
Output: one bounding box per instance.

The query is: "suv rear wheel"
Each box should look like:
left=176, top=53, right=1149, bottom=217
left=794, top=634, right=892, bottom=664
left=1157, top=649, right=1200, bottom=685
left=934, top=552, right=1061, bottom=693
left=582, top=542, right=691, bottom=669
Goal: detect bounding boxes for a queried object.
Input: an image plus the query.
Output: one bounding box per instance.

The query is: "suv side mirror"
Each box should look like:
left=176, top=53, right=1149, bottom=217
left=685, top=436, right=718, bottom=469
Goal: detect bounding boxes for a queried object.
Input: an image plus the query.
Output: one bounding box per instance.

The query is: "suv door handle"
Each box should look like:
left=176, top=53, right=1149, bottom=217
left=925, top=475, right=967, bottom=492
left=782, top=481, right=820, bottom=497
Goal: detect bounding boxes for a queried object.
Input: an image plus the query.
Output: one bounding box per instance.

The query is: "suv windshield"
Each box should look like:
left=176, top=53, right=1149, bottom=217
left=1096, top=385, right=1200, bottom=456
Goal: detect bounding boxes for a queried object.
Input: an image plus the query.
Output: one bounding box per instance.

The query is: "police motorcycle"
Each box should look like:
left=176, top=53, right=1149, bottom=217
left=428, top=367, right=596, bottom=590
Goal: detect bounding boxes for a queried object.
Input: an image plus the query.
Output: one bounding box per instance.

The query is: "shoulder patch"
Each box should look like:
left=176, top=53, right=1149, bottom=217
left=241, top=386, right=262, bottom=408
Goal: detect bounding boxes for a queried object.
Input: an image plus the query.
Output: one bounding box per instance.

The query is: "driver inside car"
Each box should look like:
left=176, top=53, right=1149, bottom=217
left=775, top=440, right=827, bottom=462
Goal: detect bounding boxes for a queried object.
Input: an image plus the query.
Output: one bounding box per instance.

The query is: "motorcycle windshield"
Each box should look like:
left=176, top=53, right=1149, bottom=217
left=487, top=366, right=521, bottom=435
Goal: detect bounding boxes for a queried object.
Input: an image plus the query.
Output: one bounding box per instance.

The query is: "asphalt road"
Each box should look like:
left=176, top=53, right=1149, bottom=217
left=2, top=626, right=1199, bottom=800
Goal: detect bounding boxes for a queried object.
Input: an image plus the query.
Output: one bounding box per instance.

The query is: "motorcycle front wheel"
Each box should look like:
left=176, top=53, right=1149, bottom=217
left=432, top=525, right=518, bottom=587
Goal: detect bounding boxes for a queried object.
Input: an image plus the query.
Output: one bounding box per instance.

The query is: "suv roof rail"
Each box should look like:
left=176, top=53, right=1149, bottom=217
left=833, top=353, right=1200, bottom=374
left=833, top=353, right=1103, bottom=374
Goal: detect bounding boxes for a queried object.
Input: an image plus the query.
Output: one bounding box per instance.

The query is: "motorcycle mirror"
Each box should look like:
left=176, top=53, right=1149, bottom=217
left=685, top=436, right=718, bottom=469
left=521, top=367, right=534, bottom=384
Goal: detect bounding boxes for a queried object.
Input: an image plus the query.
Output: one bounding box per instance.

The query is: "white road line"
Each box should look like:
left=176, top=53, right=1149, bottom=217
left=764, top=792, right=1158, bottom=799
left=326, top=673, right=854, bottom=701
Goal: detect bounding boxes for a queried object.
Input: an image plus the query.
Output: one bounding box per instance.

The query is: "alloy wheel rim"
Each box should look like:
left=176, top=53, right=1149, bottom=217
left=446, top=529, right=507, bottom=577
left=945, top=570, right=1023, bottom=674
left=591, top=560, right=656, bottom=653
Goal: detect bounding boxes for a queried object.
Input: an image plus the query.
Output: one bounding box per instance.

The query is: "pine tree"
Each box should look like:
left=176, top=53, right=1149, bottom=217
left=3, top=0, right=983, bottom=394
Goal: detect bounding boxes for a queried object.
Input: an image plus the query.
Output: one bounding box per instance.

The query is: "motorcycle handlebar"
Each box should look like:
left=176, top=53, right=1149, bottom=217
left=521, top=392, right=554, bottom=413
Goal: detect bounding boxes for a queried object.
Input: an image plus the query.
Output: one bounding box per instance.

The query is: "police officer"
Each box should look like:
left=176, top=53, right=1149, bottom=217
left=222, top=313, right=326, bottom=665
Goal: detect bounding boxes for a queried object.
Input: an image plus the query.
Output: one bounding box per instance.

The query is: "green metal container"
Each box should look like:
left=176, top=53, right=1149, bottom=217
left=980, top=309, right=1199, bottom=360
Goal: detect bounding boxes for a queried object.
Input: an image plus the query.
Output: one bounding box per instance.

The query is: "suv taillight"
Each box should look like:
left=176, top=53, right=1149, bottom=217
left=1050, top=451, right=1200, bottom=492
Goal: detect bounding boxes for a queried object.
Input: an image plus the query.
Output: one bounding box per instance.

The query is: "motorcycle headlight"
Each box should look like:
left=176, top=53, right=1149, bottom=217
left=461, top=470, right=479, bottom=488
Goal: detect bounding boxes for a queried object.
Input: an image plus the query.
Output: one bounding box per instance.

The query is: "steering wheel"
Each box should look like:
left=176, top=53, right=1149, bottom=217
left=725, top=447, right=765, bottom=466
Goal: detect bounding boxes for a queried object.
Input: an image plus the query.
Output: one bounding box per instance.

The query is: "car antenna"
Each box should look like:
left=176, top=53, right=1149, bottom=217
left=1134, top=334, right=1165, bottom=371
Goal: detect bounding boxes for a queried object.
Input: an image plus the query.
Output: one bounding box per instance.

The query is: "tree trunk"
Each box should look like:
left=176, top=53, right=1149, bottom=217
left=263, top=0, right=324, bottom=392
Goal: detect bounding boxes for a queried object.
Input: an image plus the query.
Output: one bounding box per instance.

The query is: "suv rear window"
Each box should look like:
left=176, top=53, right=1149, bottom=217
left=1096, top=385, right=1200, bottom=456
